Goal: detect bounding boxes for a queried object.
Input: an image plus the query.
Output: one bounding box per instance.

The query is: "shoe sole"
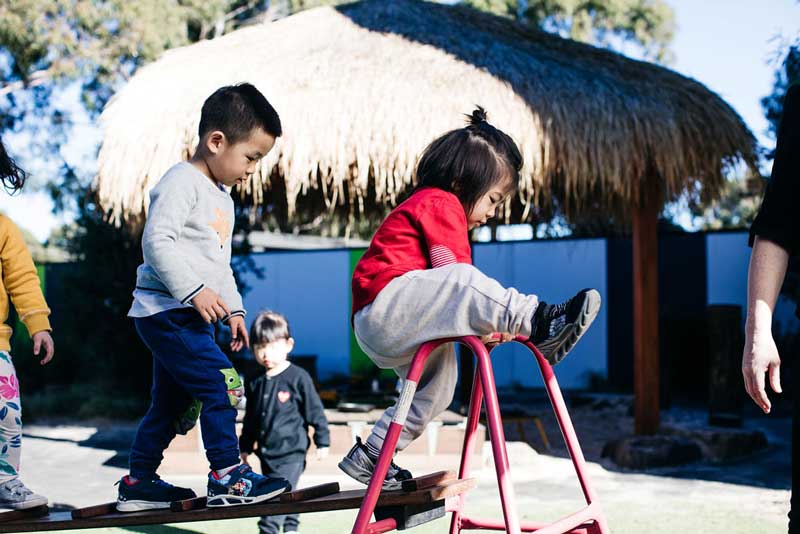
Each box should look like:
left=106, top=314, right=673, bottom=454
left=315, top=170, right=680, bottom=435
left=116, top=499, right=171, bottom=512
left=536, top=289, right=601, bottom=365
left=0, top=496, right=48, bottom=510
left=206, top=487, right=287, bottom=507
left=338, top=458, right=402, bottom=491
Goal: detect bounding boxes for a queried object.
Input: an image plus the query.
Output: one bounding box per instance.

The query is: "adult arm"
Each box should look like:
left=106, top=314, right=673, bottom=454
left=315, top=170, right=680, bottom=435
left=743, top=237, right=789, bottom=413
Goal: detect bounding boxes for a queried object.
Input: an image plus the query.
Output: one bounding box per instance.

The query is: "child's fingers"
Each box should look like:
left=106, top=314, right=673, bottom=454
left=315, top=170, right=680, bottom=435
left=217, top=298, right=231, bottom=317
left=212, top=303, right=227, bottom=322
left=42, top=339, right=55, bottom=364
left=240, top=326, right=250, bottom=348
left=231, top=331, right=243, bottom=351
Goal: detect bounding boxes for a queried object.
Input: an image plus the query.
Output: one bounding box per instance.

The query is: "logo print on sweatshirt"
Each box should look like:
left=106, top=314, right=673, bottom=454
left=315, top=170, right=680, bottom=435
left=277, top=391, right=291, bottom=403
left=209, top=208, right=231, bottom=248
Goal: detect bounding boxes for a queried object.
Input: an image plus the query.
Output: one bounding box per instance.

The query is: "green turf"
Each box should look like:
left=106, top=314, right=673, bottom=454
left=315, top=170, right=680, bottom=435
left=50, top=496, right=786, bottom=534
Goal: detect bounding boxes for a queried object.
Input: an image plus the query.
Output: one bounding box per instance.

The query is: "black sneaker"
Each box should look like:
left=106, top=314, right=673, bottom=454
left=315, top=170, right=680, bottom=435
left=338, top=437, right=413, bottom=491
left=529, top=289, right=601, bottom=365
left=207, top=464, right=290, bottom=507
left=116, top=475, right=196, bottom=512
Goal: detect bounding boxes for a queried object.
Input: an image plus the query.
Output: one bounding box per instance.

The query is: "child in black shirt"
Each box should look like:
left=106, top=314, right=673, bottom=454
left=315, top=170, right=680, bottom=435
left=240, top=311, right=330, bottom=534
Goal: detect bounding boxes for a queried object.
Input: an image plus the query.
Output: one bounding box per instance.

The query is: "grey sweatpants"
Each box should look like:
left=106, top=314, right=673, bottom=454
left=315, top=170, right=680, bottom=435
left=354, top=263, right=539, bottom=452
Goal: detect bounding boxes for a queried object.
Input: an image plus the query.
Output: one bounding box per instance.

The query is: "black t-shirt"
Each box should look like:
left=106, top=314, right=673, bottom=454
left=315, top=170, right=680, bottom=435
left=239, top=363, right=330, bottom=467
left=750, top=83, right=800, bottom=318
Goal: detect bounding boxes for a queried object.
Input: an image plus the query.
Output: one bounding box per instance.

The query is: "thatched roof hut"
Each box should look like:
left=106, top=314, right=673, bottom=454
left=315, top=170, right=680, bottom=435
left=95, top=0, right=759, bottom=436
left=95, top=0, right=757, bottom=231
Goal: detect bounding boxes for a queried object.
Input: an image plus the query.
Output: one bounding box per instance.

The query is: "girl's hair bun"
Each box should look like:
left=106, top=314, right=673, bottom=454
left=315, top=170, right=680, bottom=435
left=467, top=106, right=488, bottom=126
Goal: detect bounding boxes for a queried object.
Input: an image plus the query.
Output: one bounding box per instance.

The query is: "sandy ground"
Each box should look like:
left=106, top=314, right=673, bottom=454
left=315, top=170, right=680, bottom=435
left=17, top=413, right=791, bottom=534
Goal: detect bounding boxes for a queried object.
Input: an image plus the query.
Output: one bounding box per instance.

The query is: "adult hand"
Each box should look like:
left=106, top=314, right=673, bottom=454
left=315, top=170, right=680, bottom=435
left=190, top=288, right=230, bottom=323
left=32, top=331, right=55, bottom=365
left=742, top=330, right=782, bottom=414
left=229, top=316, right=250, bottom=351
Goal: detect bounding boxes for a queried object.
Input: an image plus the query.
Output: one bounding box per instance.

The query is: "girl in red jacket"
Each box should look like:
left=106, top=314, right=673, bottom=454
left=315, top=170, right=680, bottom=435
left=339, top=108, right=601, bottom=489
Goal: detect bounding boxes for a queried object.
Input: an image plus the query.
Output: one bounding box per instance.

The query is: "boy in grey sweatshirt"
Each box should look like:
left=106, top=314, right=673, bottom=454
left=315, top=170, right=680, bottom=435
left=117, top=83, right=291, bottom=511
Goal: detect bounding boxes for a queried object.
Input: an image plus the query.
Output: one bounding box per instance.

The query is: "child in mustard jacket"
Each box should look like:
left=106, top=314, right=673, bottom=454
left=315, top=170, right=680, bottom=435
left=0, top=137, right=55, bottom=509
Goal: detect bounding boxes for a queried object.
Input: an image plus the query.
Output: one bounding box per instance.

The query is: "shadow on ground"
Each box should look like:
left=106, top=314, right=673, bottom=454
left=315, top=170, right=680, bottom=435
left=121, top=526, right=200, bottom=534
left=494, top=389, right=791, bottom=491
left=24, top=424, right=136, bottom=469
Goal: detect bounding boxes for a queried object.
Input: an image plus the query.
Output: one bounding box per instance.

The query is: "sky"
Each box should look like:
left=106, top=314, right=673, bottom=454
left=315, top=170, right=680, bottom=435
left=1, top=0, right=798, bottom=242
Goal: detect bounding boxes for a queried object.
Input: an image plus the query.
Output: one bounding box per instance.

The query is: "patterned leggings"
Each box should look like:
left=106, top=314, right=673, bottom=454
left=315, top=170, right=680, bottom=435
left=0, top=352, right=21, bottom=483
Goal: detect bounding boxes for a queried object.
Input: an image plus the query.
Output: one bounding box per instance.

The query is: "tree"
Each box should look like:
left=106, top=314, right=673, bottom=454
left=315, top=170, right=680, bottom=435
left=761, top=38, right=799, bottom=158
left=464, top=0, right=674, bottom=63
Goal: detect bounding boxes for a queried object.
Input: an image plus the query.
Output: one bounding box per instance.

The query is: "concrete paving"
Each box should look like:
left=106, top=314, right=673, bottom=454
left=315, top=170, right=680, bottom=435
left=16, top=422, right=791, bottom=533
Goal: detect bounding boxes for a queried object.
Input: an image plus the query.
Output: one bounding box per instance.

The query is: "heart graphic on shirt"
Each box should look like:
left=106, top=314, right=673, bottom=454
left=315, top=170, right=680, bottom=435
left=277, top=391, right=291, bottom=403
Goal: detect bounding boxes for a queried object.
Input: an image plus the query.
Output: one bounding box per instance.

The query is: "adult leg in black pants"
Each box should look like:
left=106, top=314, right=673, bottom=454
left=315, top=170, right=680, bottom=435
left=792, top=355, right=798, bottom=533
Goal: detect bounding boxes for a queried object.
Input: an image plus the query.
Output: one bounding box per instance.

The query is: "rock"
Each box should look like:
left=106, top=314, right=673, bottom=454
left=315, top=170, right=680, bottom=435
left=662, top=424, right=768, bottom=463
left=601, top=435, right=703, bottom=469
left=569, top=393, right=633, bottom=414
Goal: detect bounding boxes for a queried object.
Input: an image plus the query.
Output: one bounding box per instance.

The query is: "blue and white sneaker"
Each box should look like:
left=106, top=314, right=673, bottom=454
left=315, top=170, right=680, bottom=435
left=207, top=464, right=290, bottom=507
left=116, top=475, right=196, bottom=512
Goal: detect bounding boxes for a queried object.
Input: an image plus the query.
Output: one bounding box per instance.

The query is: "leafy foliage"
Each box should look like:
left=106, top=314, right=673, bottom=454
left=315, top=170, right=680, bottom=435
left=463, top=0, right=675, bottom=63
left=761, top=38, right=799, bottom=157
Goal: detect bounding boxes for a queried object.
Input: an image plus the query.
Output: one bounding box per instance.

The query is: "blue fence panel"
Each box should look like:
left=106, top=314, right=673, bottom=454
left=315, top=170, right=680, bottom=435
left=473, top=239, right=608, bottom=389
left=238, top=250, right=351, bottom=381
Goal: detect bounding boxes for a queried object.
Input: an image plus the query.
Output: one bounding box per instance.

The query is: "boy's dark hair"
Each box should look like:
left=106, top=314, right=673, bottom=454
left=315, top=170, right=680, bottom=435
left=416, top=107, right=523, bottom=214
left=0, top=136, right=26, bottom=193
left=250, top=311, right=291, bottom=346
left=199, top=83, right=282, bottom=144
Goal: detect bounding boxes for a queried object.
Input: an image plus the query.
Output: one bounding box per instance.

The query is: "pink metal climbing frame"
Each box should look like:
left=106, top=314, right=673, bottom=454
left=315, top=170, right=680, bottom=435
left=351, top=335, right=610, bottom=534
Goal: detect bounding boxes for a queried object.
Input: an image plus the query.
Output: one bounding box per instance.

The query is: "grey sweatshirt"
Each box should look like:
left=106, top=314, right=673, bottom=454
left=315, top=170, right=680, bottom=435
left=128, top=162, right=244, bottom=321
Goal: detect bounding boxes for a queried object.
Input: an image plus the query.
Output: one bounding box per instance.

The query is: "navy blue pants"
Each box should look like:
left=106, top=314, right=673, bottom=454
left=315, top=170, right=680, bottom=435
left=258, top=460, right=304, bottom=534
left=129, top=308, right=241, bottom=479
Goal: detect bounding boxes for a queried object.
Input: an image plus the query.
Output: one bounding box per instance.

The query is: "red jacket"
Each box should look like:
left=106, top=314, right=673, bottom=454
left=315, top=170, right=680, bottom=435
left=352, top=187, right=472, bottom=315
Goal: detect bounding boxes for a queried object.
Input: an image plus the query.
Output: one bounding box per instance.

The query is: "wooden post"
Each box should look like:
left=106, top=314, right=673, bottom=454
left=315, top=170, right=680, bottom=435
left=633, top=180, right=660, bottom=435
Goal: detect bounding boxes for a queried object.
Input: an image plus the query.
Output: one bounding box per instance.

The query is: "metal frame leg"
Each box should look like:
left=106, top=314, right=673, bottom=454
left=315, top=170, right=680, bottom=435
left=351, top=335, right=610, bottom=534
left=351, top=339, right=449, bottom=534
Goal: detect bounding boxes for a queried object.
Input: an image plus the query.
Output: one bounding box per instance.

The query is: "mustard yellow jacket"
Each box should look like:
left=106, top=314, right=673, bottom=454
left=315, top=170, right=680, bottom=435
left=0, top=215, right=51, bottom=351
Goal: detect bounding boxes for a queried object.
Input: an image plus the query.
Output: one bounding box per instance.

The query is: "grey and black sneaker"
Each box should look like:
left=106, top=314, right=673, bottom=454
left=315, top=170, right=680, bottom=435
left=0, top=478, right=47, bottom=510
left=338, top=437, right=413, bottom=491
left=116, top=475, right=196, bottom=512
left=207, top=464, right=290, bottom=507
left=530, top=289, right=601, bottom=365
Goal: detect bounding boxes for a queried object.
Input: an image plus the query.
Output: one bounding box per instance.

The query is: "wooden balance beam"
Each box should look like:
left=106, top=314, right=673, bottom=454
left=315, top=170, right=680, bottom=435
left=0, top=471, right=475, bottom=532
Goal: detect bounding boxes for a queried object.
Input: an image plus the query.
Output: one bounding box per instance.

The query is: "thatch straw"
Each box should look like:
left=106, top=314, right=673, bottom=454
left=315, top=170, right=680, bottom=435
left=95, top=0, right=758, bottom=228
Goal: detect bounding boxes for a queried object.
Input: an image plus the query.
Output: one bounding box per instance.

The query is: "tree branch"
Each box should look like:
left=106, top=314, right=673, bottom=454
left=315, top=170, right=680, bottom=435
left=0, top=69, right=51, bottom=97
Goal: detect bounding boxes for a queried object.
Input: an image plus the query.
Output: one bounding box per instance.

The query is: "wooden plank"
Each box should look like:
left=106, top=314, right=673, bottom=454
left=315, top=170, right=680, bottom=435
left=170, top=496, right=207, bottom=512
left=401, top=470, right=454, bottom=492
left=0, top=479, right=477, bottom=532
left=428, top=478, right=477, bottom=501
left=279, top=482, right=340, bottom=503
left=0, top=505, right=48, bottom=523
left=633, top=178, right=660, bottom=435
left=71, top=502, right=117, bottom=519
